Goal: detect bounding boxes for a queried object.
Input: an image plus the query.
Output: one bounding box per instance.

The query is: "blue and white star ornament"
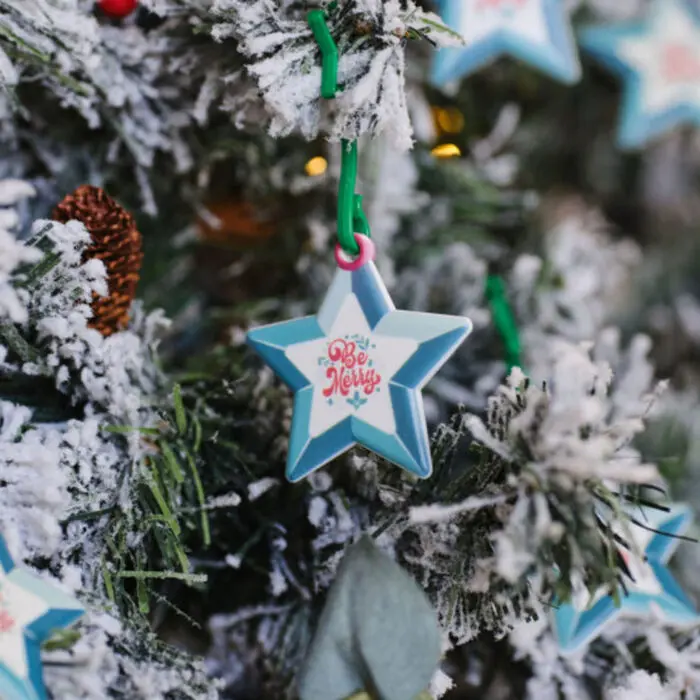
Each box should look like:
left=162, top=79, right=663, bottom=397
left=554, top=503, right=700, bottom=655
left=0, top=535, right=84, bottom=700
left=580, top=0, right=700, bottom=149
left=246, top=234, right=472, bottom=482
left=432, top=0, right=582, bottom=87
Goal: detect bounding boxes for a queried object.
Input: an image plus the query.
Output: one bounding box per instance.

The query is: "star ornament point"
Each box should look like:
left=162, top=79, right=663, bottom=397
left=0, top=536, right=84, bottom=700
left=580, top=0, right=700, bottom=149
left=247, top=247, right=472, bottom=482
left=553, top=504, right=700, bottom=655
left=432, top=0, right=582, bottom=87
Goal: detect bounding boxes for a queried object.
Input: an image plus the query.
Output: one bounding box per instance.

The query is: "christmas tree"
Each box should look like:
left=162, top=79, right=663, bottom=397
left=4, top=0, right=700, bottom=698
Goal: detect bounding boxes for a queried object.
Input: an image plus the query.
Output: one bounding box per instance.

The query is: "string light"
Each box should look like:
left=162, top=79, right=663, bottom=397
left=434, top=106, right=465, bottom=134
left=305, top=156, right=328, bottom=176
left=431, top=143, right=462, bottom=158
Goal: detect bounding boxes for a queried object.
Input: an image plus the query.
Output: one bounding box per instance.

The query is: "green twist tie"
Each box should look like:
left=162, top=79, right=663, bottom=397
left=337, top=140, right=371, bottom=254
left=308, top=9, right=339, bottom=99
left=307, top=11, right=371, bottom=255
left=485, top=274, right=522, bottom=371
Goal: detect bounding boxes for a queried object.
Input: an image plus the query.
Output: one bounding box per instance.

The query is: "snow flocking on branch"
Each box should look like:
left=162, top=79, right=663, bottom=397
left=0, top=2, right=197, bottom=211
left=510, top=203, right=642, bottom=376
left=606, top=671, right=673, bottom=700
left=0, top=179, right=41, bottom=324
left=0, top=214, right=217, bottom=698
left=212, top=0, right=461, bottom=150
left=400, top=338, right=664, bottom=645
left=509, top=610, right=700, bottom=700
left=482, top=340, right=660, bottom=578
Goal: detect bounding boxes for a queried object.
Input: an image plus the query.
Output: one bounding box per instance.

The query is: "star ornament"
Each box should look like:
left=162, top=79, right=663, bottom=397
left=246, top=234, right=472, bottom=482
left=554, top=504, right=700, bottom=655
left=0, top=536, right=84, bottom=700
left=580, top=0, right=700, bottom=148
left=432, top=0, right=582, bottom=87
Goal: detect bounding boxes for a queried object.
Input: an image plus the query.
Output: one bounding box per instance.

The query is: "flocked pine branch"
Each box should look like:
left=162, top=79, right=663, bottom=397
left=198, top=0, right=462, bottom=149
left=510, top=612, right=700, bottom=700
left=0, top=2, right=198, bottom=210
left=393, top=339, right=664, bottom=644
left=510, top=200, right=642, bottom=375
left=0, top=178, right=41, bottom=323
left=0, top=211, right=220, bottom=698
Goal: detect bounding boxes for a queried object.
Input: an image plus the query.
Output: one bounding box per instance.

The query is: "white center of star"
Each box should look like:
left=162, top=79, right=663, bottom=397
left=285, top=293, right=417, bottom=438
left=0, top=570, right=49, bottom=680
left=617, top=1, right=700, bottom=112
left=459, top=0, right=549, bottom=47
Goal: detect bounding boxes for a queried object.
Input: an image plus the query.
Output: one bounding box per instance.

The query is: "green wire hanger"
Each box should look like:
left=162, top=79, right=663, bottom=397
left=308, top=9, right=338, bottom=100
left=485, top=273, right=522, bottom=371
left=308, top=8, right=370, bottom=256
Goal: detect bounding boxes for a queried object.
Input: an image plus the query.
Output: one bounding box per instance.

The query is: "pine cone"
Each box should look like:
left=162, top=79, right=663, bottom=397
left=53, top=185, right=143, bottom=337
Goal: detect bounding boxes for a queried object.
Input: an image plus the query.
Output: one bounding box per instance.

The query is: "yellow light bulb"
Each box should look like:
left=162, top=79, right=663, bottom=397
left=305, top=156, right=328, bottom=176
left=431, top=143, right=462, bottom=158
left=436, top=107, right=465, bottom=134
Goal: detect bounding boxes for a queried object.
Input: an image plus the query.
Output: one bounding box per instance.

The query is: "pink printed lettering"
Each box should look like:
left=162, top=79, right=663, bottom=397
left=0, top=610, right=15, bottom=633
left=322, top=338, right=381, bottom=399
left=662, top=44, right=700, bottom=83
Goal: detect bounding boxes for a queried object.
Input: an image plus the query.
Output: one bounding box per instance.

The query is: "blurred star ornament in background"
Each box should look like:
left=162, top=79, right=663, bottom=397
left=53, top=186, right=143, bottom=337
left=97, top=0, right=138, bottom=18
left=0, top=535, right=84, bottom=700
left=247, top=233, right=472, bottom=483
left=580, top=0, right=700, bottom=149
left=554, top=503, right=700, bottom=655
left=432, top=0, right=582, bottom=87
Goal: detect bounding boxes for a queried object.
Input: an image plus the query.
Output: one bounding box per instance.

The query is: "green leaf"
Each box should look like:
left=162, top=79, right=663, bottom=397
left=0, top=324, right=41, bottom=364
left=137, top=575, right=150, bottom=614
left=145, top=468, right=181, bottom=537
left=415, top=15, right=464, bottom=42
left=116, top=570, right=207, bottom=584
left=16, top=250, right=61, bottom=288
left=192, top=415, right=203, bottom=453
left=159, top=442, right=185, bottom=484
left=42, top=628, right=81, bottom=651
left=298, top=537, right=442, bottom=700
left=103, top=425, right=160, bottom=436
left=173, top=383, right=187, bottom=435
left=185, top=451, right=211, bottom=547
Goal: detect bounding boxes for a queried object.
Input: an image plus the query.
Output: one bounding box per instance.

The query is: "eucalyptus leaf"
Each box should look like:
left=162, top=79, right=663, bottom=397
left=298, top=536, right=441, bottom=700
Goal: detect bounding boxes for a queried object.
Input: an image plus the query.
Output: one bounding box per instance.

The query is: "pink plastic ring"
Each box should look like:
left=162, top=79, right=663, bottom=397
left=334, top=234, right=376, bottom=271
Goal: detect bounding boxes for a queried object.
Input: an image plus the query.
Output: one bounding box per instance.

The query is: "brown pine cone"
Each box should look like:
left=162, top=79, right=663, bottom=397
left=52, top=185, right=143, bottom=337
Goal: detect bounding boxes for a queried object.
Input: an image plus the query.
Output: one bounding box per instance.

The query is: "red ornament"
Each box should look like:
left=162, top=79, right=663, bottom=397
left=97, top=0, right=138, bottom=18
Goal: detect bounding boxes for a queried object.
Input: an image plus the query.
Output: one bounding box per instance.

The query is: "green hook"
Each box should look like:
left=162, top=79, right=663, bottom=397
left=353, top=194, right=370, bottom=236
left=338, top=140, right=370, bottom=254
left=308, top=9, right=338, bottom=99
left=485, top=274, right=522, bottom=371
left=307, top=12, right=371, bottom=256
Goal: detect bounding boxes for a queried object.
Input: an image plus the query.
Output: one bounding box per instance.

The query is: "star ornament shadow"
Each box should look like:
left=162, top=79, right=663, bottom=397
left=247, top=260, right=472, bottom=482
left=580, top=0, right=700, bottom=148
left=0, top=536, right=84, bottom=700
left=432, top=0, right=581, bottom=87
left=554, top=504, right=700, bottom=655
